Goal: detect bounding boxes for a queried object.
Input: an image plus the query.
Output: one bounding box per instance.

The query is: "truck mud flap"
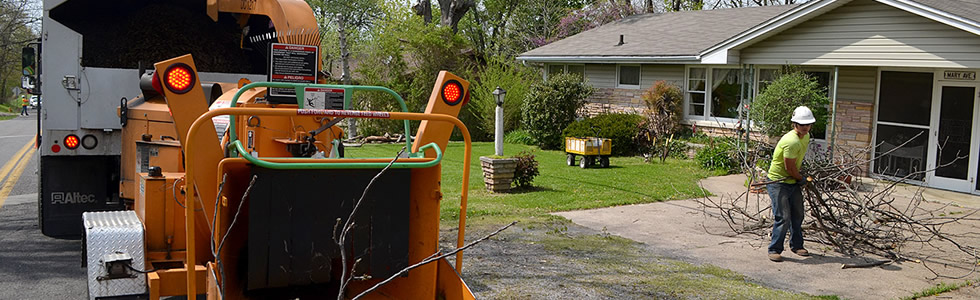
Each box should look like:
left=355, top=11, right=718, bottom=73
left=39, top=155, right=122, bottom=238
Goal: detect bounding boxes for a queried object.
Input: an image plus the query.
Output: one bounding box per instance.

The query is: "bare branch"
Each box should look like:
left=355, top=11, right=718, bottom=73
left=352, top=221, right=519, bottom=300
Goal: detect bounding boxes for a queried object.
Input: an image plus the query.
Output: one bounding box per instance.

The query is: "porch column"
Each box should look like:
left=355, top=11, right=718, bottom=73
left=830, top=66, right=839, bottom=160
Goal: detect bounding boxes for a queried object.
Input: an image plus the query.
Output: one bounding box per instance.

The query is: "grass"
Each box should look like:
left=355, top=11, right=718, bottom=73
left=347, top=142, right=828, bottom=298
left=345, top=142, right=711, bottom=220
left=0, top=115, right=15, bottom=121
left=901, top=280, right=976, bottom=300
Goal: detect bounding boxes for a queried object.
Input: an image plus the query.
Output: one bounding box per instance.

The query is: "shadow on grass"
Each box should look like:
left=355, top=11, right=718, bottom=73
left=506, top=186, right=555, bottom=194
left=541, top=173, right=660, bottom=199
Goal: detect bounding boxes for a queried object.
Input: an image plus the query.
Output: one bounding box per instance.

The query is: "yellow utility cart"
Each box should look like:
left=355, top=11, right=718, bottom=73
left=565, top=137, right=612, bottom=168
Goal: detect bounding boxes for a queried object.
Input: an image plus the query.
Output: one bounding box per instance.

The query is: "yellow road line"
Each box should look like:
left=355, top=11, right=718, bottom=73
left=0, top=146, right=35, bottom=209
left=0, top=139, right=33, bottom=185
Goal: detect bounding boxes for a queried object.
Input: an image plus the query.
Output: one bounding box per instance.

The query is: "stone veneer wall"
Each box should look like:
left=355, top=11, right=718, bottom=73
left=829, top=100, right=874, bottom=176
left=578, top=88, right=645, bottom=117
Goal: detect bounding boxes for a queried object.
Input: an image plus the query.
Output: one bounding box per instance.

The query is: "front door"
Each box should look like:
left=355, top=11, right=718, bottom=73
left=929, top=84, right=980, bottom=192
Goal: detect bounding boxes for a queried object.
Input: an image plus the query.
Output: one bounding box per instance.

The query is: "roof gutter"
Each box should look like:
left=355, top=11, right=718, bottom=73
left=516, top=55, right=700, bottom=64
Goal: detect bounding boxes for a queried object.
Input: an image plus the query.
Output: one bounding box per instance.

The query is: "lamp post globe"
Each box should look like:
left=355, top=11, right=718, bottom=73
left=492, top=86, right=506, bottom=106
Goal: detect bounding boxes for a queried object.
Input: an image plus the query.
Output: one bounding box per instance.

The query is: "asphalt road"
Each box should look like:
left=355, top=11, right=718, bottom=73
left=0, top=111, right=88, bottom=299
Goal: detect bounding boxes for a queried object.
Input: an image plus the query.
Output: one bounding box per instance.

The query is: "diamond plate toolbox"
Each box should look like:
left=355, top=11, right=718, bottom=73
left=83, top=211, right=147, bottom=299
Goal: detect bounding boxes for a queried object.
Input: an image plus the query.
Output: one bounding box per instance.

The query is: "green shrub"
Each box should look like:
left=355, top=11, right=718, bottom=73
left=512, top=151, right=540, bottom=188
left=662, top=138, right=691, bottom=159
left=464, top=58, right=537, bottom=141
left=563, top=113, right=644, bottom=156
left=695, top=141, right=738, bottom=174
left=521, top=73, right=594, bottom=150
left=504, top=129, right=536, bottom=145
left=750, top=70, right=830, bottom=138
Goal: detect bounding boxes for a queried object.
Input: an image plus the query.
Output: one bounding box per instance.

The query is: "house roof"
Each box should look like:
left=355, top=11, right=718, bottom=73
left=909, top=0, right=980, bottom=24
left=700, top=0, right=980, bottom=63
left=519, top=0, right=980, bottom=64
left=517, top=5, right=798, bottom=63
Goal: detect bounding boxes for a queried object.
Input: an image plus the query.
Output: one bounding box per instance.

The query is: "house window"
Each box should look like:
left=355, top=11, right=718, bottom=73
left=873, top=71, right=933, bottom=180
left=547, top=64, right=585, bottom=80
left=567, top=65, right=584, bottom=78
left=687, top=67, right=706, bottom=116
left=548, top=65, right=564, bottom=76
left=711, top=68, right=741, bottom=119
left=618, top=65, right=640, bottom=87
left=687, top=66, right=742, bottom=120
left=758, top=69, right=778, bottom=93
left=755, top=68, right=832, bottom=139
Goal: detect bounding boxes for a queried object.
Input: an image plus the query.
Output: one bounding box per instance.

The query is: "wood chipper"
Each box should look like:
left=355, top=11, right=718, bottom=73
left=565, top=137, right=612, bottom=168
left=68, top=1, right=476, bottom=298
left=84, top=55, right=477, bottom=299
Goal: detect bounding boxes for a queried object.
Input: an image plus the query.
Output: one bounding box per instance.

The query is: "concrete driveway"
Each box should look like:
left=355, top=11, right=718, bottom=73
left=556, top=174, right=980, bottom=300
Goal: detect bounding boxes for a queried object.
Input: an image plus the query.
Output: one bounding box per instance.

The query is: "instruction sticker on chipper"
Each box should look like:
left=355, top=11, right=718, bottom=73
left=268, top=43, right=318, bottom=97
left=304, top=87, right=345, bottom=109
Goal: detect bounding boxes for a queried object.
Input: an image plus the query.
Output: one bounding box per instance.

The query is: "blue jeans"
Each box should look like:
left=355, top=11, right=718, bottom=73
left=21, top=106, right=28, bottom=115
left=768, top=182, right=804, bottom=254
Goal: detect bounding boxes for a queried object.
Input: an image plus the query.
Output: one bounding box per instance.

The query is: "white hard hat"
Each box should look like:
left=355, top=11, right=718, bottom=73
left=791, top=106, right=816, bottom=124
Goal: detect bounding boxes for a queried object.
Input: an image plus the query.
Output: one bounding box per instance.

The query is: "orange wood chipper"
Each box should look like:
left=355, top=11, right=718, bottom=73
left=70, top=1, right=477, bottom=300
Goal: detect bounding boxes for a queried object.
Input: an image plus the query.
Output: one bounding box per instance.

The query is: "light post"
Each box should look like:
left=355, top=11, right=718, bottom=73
left=492, top=87, right=506, bottom=156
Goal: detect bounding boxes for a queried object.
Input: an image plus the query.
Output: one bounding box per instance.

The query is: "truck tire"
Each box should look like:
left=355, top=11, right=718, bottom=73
left=566, top=154, right=575, bottom=166
left=580, top=156, right=589, bottom=169
left=600, top=156, right=610, bottom=168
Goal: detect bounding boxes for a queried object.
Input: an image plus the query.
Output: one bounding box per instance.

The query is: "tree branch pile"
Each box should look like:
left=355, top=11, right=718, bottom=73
left=698, top=136, right=980, bottom=278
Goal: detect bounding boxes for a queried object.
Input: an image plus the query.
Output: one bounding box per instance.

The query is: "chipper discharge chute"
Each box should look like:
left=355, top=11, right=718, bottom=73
left=84, top=52, right=477, bottom=299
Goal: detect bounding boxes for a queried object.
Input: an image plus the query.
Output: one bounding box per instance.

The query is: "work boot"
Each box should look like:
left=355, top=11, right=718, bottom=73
left=793, top=248, right=810, bottom=257
left=768, top=253, right=782, bottom=262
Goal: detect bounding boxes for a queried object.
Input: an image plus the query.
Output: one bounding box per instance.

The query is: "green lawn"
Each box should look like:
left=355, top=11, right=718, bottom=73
left=345, top=141, right=711, bottom=220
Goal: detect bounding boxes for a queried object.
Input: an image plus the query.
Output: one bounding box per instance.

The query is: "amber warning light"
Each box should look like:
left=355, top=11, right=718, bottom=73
left=163, top=63, right=195, bottom=94
left=442, top=80, right=463, bottom=106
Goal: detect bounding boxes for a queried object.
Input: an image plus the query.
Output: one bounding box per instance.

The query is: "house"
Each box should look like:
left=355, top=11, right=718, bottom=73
left=518, top=0, right=980, bottom=194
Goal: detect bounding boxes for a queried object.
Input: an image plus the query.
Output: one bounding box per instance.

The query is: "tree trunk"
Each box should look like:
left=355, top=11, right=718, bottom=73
left=645, top=0, right=655, bottom=13
left=438, top=0, right=475, bottom=33
left=413, top=0, right=432, bottom=24
left=336, top=14, right=357, bottom=137
left=471, top=7, right=487, bottom=54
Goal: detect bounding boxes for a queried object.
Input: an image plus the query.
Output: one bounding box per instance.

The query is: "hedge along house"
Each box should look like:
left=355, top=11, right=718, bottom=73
left=518, top=0, right=980, bottom=194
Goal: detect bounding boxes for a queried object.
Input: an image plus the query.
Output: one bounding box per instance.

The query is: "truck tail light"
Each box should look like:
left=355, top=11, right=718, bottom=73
left=64, top=135, right=80, bottom=150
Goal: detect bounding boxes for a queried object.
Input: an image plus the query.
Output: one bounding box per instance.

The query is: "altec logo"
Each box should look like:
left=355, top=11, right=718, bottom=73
left=51, top=192, right=97, bottom=204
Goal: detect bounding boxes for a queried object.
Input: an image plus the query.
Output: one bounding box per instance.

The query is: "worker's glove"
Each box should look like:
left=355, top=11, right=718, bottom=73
left=796, top=177, right=808, bottom=188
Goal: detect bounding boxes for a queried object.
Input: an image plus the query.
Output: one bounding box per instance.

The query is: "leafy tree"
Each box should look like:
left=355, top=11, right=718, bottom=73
left=749, top=71, right=829, bottom=138
left=521, top=73, right=593, bottom=150
left=308, top=0, right=383, bottom=137
left=465, top=57, right=538, bottom=140
left=664, top=0, right=703, bottom=11
left=354, top=2, right=477, bottom=137
left=412, top=0, right=476, bottom=33
left=0, top=0, right=39, bottom=103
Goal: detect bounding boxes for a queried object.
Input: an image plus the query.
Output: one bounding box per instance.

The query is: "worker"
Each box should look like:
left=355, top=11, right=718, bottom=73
left=766, top=106, right=815, bottom=262
left=20, top=95, right=29, bottom=116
